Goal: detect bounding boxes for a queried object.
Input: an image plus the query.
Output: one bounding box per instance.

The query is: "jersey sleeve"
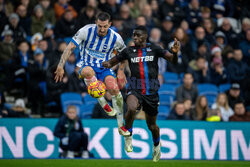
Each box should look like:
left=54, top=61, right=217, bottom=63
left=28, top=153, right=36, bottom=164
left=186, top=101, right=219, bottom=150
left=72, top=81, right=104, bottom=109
left=71, top=25, right=89, bottom=47
left=116, top=48, right=129, bottom=62
left=114, top=33, right=126, bottom=52
left=153, top=43, right=167, bottom=58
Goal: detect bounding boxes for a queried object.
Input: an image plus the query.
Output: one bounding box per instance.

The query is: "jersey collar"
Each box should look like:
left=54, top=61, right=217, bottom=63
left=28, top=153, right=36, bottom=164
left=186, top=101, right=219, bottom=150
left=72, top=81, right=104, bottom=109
left=95, top=25, right=111, bottom=39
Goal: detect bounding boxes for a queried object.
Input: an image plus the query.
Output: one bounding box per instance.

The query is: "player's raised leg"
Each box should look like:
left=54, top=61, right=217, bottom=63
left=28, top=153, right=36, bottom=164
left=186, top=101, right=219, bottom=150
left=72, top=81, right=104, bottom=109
left=104, top=75, right=130, bottom=136
left=79, top=66, right=116, bottom=116
left=145, top=113, right=161, bottom=162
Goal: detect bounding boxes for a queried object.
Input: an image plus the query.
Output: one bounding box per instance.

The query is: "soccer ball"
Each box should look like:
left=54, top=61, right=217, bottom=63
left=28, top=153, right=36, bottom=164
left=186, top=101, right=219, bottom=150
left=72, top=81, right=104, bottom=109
left=88, top=80, right=106, bottom=98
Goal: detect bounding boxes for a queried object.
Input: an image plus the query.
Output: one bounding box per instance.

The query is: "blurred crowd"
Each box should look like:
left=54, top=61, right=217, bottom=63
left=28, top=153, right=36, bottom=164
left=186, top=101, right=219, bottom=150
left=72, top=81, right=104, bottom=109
left=0, top=0, right=250, bottom=121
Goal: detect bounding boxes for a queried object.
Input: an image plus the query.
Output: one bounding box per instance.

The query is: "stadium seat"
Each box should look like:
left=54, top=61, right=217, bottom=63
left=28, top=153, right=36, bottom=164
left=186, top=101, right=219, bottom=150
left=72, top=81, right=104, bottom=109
left=60, top=92, right=83, bottom=114
left=198, top=84, right=218, bottom=107
left=218, top=83, right=231, bottom=93
left=198, top=84, right=218, bottom=94
left=159, top=83, right=176, bottom=94
left=157, top=105, right=170, bottom=120
left=79, top=103, right=95, bottom=119
left=159, top=83, right=176, bottom=106
left=163, top=72, right=180, bottom=84
left=83, top=94, right=98, bottom=105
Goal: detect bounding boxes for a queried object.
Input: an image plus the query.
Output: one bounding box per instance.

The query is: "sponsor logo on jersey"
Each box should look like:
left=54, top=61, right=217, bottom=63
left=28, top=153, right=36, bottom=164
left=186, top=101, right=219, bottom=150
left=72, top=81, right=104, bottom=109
left=87, top=49, right=106, bottom=58
left=131, top=56, right=154, bottom=63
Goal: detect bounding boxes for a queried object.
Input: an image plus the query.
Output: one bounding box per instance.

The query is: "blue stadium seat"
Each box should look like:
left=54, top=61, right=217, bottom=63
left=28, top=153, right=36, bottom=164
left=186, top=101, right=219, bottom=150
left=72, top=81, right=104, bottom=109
left=79, top=103, right=95, bottom=119
left=219, top=83, right=231, bottom=93
left=60, top=92, right=83, bottom=114
left=159, top=83, right=176, bottom=93
left=83, top=94, right=98, bottom=105
left=198, top=84, right=218, bottom=94
left=163, top=72, right=180, bottom=84
left=159, top=83, right=176, bottom=106
left=198, top=84, right=218, bottom=107
left=157, top=105, right=170, bottom=120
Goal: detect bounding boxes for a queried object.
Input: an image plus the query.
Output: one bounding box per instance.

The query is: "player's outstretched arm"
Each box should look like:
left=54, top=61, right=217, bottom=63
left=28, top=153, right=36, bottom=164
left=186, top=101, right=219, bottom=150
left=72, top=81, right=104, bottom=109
left=102, top=56, right=120, bottom=68
left=54, top=41, right=76, bottom=82
left=163, top=38, right=180, bottom=64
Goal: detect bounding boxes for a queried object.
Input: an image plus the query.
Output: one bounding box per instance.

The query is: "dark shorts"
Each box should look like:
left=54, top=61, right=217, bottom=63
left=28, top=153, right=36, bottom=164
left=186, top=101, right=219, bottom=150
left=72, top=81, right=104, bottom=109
left=126, top=90, right=159, bottom=116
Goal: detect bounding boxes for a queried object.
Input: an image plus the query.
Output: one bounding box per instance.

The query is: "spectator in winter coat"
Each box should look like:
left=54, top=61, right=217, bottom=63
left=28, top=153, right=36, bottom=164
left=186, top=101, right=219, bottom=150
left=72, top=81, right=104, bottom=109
left=54, top=105, right=89, bottom=158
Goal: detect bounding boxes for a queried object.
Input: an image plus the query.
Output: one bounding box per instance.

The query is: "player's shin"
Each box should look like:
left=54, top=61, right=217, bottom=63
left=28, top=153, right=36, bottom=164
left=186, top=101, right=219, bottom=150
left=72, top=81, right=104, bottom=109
left=112, top=92, right=130, bottom=136
left=112, top=92, right=124, bottom=127
left=97, top=96, right=116, bottom=116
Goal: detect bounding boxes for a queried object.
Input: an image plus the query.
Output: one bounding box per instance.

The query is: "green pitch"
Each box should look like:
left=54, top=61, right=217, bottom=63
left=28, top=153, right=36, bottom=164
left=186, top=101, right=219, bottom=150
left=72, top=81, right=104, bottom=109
left=0, top=159, right=250, bottom=167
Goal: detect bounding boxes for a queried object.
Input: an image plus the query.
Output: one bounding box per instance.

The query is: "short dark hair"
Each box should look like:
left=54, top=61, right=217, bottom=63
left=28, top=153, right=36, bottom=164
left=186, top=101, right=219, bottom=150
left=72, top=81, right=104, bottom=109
left=96, top=12, right=111, bottom=22
left=134, top=25, right=148, bottom=34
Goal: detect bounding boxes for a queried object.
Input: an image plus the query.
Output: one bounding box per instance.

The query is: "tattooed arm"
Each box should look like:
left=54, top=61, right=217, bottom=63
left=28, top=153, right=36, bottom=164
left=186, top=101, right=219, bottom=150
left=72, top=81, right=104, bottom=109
left=54, top=41, right=76, bottom=82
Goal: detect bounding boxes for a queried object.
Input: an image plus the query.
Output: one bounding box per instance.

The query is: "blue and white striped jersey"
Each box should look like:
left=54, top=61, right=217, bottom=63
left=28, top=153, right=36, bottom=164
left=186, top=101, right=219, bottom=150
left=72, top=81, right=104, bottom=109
left=71, top=24, right=126, bottom=68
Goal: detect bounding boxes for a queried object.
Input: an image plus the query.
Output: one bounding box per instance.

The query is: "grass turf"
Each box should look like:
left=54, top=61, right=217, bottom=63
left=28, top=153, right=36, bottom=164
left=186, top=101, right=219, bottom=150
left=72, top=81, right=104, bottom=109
left=0, top=159, right=250, bottom=167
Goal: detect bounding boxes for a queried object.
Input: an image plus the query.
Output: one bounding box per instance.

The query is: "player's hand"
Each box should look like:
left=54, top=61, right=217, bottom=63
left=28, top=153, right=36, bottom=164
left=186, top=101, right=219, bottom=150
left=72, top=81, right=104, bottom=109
left=102, top=61, right=111, bottom=68
left=171, top=38, right=180, bottom=54
left=117, top=70, right=127, bottom=89
left=54, top=66, right=64, bottom=83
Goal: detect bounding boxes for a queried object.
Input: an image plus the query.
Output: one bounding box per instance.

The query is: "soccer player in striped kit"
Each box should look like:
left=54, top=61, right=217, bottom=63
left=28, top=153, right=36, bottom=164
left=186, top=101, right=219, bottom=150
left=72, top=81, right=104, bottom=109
left=54, top=12, right=130, bottom=136
left=102, top=26, right=180, bottom=162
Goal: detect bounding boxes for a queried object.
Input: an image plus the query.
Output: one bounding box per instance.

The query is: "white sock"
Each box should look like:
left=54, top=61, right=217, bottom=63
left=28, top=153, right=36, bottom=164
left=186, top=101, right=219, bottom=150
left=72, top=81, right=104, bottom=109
left=97, top=96, right=109, bottom=108
left=112, top=92, right=124, bottom=128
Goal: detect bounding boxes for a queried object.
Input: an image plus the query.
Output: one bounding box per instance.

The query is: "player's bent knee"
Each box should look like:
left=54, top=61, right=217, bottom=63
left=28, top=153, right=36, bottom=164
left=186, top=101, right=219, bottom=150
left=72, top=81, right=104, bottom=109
left=105, top=76, right=119, bottom=92
left=81, top=66, right=95, bottom=79
left=127, top=104, right=137, bottom=114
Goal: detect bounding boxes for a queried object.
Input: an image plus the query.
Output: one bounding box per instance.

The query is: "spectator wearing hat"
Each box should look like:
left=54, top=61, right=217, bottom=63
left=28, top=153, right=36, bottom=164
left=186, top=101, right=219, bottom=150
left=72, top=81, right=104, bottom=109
left=204, top=0, right=234, bottom=19
left=54, top=0, right=77, bottom=20
left=227, top=49, right=248, bottom=87
left=2, top=13, right=26, bottom=41
left=31, top=5, right=46, bottom=35
left=3, top=98, right=29, bottom=118
left=0, top=29, right=15, bottom=63
left=10, top=40, right=31, bottom=95
left=214, top=31, right=227, bottom=50
left=43, top=23, right=56, bottom=51
left=54, top=105, right=89, bottom=158
left=210, top=57, right=229, bottom=85
left=185, top=0, right=202, bottom=30
left=229, top=100, right=250, bottom=121
left=54, top=9, right=77, bottom=39
left=158, top=0, right=185, bottom=25
left=226, top=83, right=244, bottom=109
left=217, top=18, right=239, bottom=48
left=39, top=0, right=56, bottom=26
left=160, top=16, right=174, bottom=45
left=16, top=4, right=31, bottom=36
